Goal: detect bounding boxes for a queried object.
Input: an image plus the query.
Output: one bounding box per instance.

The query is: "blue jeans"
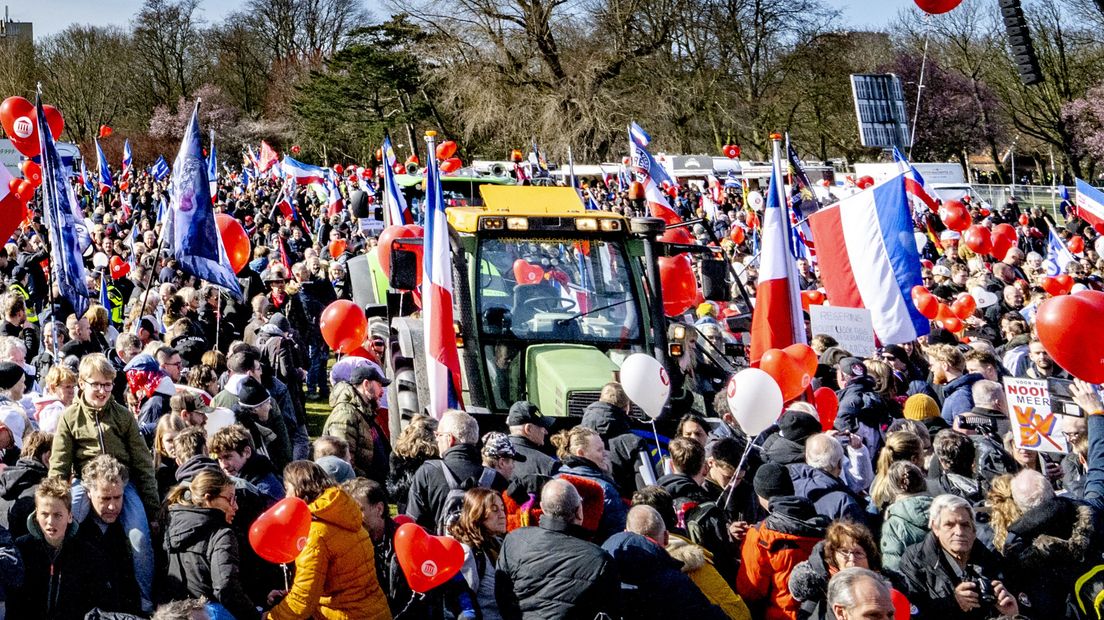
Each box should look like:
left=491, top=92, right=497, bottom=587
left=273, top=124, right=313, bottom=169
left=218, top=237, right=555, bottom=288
left=71, top=480, right=154, bottom=612
left=307, top=342, right=329, bottom=396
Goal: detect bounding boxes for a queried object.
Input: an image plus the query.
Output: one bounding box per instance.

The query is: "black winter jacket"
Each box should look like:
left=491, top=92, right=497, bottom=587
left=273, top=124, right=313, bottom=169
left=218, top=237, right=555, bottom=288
left=13, top=520, right=108, bottom=619
left=0, top=457, right=46, bottom=538
left=495, top=515, right=620, bottom=620
left=600, top=531, right=726, bottom=620
left=508, top=435, right=560, bottom=479
left=897, top=532, right=1006, bottom=620
left=164, top=505, right=259, bottom=620
left=580, top=400, right=648, bottom=495
left=407, top=444, right=508, bottom=531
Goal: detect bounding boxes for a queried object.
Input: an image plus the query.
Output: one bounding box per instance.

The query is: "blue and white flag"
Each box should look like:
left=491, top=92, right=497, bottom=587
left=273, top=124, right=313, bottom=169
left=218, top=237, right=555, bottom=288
left=151, top=156, right=170, bottom=181
left=629, top=121, right=652, bottom=148
left=99, top=274, right=110, bottom=312
left=164, top=101, right=242, bottom=301
left=95, top=139, right=113, bottom=191
left=207, top=129, right=218, bottom=201
left=381, top=137, right=413, bottom=226
left=1044, top=227, right=1076, bottom=276
left=80, top=159, right=94, bottom=194
left=122, top=139, right=133, bottom=181
left=36, top=93, right=91, bottom=317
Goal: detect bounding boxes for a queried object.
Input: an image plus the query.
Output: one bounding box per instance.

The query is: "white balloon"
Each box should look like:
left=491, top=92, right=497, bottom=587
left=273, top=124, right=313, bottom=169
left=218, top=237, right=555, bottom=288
left=92, top=252, right=109, bottom=269
left=726, top=368, right=783, bottom=436
left=205, top=407, right=236, bottom=439
left=619, top=353, right=671, bottom=419
left=746, top=191, right=764, bottom=212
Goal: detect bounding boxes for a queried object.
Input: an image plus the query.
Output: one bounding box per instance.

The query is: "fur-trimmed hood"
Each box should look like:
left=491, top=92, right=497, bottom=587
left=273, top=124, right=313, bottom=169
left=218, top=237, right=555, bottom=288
left=1006, top=496, right=1098, bottom=569
left=666, top=534, right=711, bottom=572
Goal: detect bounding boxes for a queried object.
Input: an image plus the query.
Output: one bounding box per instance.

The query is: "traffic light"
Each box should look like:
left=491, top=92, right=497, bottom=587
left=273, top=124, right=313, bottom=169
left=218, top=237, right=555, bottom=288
left=999, top=0, right=1043, bottom=86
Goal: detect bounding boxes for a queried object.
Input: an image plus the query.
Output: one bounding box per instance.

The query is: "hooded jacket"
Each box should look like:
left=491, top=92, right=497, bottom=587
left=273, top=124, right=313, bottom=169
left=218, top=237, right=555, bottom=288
left=600, top=531, right=727, bottom=620
left=13, top=518, right=107, bottom=619
left=0, top=457, right=46, bottom=538
left=238, top=452, right=285, bottom=500
left=267, top=487, right=391, bottom=620
left=495, top=514, right=620, bottom=620
left=164, top=505, right=259, bottom=620
left=787, top=463, right=868, bottom=525
left=47, top=396, right=159, bottom=517
left=1002, top=495, right=1101, bottom=613
left=760, top=433, right=807, bottom=466
left=835, top=376, right=892, bottom=454
left=736, top=496, right=829, bottom=620
left=323, top=381, right=390, bottom=483
left=880, top=494, right=932, bottom=571
left=558, top=455, right=628, bottom=543
left=940, top=373, right=985, bottom=424
left=580, top=400, right=648, bottom=495
left=666, top=535, right=751, bottom=620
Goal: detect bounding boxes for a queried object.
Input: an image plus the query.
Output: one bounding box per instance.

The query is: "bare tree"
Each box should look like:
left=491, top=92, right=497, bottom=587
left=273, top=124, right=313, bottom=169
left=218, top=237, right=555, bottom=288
left=131, top=0, right=209, bottom=110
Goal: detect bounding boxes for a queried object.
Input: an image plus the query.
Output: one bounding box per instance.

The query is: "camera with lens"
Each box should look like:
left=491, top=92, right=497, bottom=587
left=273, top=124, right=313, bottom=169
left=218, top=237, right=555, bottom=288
left=964, top=564, right=997, bottom=608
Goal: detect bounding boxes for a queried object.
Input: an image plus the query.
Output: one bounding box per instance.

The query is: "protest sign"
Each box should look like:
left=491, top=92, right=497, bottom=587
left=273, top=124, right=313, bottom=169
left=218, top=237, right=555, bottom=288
left=809, top=305, right=876, bottom=358
left=1003, top=377, right=1068, bottom=454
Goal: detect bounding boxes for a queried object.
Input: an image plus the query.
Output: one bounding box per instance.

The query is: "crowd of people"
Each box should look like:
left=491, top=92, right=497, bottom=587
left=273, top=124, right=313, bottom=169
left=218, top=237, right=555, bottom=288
left=0, top=156, right=1095, bottom=620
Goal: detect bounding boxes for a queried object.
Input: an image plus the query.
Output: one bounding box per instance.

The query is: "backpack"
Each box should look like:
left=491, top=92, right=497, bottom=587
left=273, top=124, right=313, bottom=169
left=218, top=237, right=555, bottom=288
left=678, top=499, right=728, bottom=551
left=435, top=461, right=497, bottom=535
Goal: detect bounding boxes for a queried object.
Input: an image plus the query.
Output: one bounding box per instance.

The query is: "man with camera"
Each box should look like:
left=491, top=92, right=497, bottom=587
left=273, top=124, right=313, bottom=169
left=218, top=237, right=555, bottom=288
left=897, top=494, right=1020, bottom=618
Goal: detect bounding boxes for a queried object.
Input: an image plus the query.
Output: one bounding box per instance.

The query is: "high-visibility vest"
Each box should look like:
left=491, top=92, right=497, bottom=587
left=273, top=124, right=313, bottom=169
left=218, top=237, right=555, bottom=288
left=8, top=284, right=36, bottom=323
left=107, top=285, right=124, bottom=325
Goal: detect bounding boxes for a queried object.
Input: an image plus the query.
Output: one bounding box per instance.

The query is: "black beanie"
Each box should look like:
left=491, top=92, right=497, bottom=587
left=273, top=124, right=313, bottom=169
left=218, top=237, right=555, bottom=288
left=753, top=463, right=794, bottom=500
left=0, top=362, right=24, bottom=391
left=778, top=410, right=821, bottom=445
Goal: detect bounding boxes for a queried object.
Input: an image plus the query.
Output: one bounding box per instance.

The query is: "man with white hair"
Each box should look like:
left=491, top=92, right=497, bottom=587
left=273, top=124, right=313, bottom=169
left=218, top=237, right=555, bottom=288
left=787, top=433, right=868, bottom=524
left=898, top=494, right=1020, bottom=617
left=1000, top=468, right=1100, bottom=612
left=496, top=479, right=620, bottom=619
left=601, top=504, right=728, bottom=620
left=407, top=409, right=507, bottom=531
left=827, top=567, right=894, bottom=620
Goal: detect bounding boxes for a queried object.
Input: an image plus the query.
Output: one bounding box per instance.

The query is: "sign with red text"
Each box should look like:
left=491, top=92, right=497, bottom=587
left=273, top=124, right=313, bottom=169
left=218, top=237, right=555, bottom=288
left=1003, top=377, right=1068, bottom=454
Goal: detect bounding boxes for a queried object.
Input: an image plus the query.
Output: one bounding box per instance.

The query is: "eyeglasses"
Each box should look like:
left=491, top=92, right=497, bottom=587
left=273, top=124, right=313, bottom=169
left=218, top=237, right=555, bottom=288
left=82, top=380, right=113, bottom=392
left=835, top=548, right=867, bottom=560
left=1063, top=431, right=1085, bottom=440
left=216, top=493, right=237, bottom=506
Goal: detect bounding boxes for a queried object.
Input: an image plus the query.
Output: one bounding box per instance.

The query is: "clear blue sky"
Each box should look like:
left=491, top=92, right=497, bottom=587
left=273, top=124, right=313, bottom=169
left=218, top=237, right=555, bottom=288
left=13, top=0, right=898, bottom=38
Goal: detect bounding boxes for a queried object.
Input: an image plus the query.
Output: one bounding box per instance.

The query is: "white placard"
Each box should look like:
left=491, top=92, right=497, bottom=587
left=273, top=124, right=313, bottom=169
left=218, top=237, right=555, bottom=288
left=809, top=305, right=876, bottom=358
left=1003, top=377, right=1067, bottom=454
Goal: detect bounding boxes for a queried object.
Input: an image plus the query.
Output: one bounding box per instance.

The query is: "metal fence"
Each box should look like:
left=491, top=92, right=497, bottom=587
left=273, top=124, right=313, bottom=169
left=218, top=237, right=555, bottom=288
left=968, top=183, right=1071, bottom=223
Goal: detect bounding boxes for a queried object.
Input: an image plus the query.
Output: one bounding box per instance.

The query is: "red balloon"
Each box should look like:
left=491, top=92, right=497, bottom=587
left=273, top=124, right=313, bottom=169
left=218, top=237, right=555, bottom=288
left=891, top=588, right=912, bottom=619
left=440, top=157, right=462, bottom=174
left=856, top=175, right=875, bottom=190
left=914, top=0, right=963, bottom=13
left=13, top=180, right=33, bottom=203
left=939, top=316, right=964, bottom=332
left=910, top=285, right=939, bottom=319
left=513, top=260, right=545, bottom=285
left=0, top=97, right=37, bottom=157
left=436, top=140, right=458, bottom=161
left=745, top=211, right=760, bottom=229
left=785, top=343, right=818, bottom=378
left=378, top=225, right=416, bottom=278
left=361, top=168, right=373, bottom=180
left=813, top=386, right=839, bottom=431
left=990, top=223, right=1017, bottom=260
left=659, top=226, right=694, bottom=245
left=0, top=194, right=27, bottom=244
left=329, top=239, right=347, bottom=259
left=394, top=523, right=465, bottom=593
left=215, top=213, right=250, bottom=274
left=722, top=144, right=741, bottom=159
left=1069, top=235, right=1085, bottom=254
left=109, top=255, right=129, bottom=280
left=1036, top=291, right=1104, bottom=383
left=19, top=160, right=40, bottom=188
left=98, top=124, right=112, bottom=138
left=659, top=254, right=698, bottom=317
left=1056, top=274, right=1074, bottom=294
left=249, top=497, right=312, bottom=564
left=951, top=293, right=977, bottom=320
left=290, top=145, right=301, bottom=154
left=800, top=290, right=825, bottom=311
left=333, top=164, right=344, bottom=176
left=1043, top=277, right=1067, bottom=297
left=962, top=225, right=991, bottom=255
left=320, top=299, right=369, bottom=354
left=1019, top=214, right=1030, bottom=227
left=760, top=345, right=816, bottom=402
left=43, top=106, right=63, bottom=141
left=939, top=200, right=971, bottom=232
left=1095, top=222, right=1104, bottom=236
left=393, top=162, right=405, bottom=174
left=730, top=227, right=745, bottom=245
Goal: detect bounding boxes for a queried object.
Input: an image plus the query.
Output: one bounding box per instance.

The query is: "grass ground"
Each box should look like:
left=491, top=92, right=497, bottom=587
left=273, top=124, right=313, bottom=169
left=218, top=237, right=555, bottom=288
left=305, top=398, right=329, bottom=437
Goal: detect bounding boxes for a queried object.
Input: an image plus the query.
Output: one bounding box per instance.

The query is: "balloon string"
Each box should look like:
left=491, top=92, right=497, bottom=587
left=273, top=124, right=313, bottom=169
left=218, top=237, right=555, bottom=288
left=393, top=591, right=424, bottom=620
left=651, top=420, right=666, bottom=471
left=282, top=563, right=291, bottom=591
left=734, top=433, right=758, bottom=480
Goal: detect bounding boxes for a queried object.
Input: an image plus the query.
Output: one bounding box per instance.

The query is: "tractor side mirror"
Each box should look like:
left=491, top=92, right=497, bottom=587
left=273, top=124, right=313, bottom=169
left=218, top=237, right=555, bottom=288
left=390, top=248, right=419, bottom=291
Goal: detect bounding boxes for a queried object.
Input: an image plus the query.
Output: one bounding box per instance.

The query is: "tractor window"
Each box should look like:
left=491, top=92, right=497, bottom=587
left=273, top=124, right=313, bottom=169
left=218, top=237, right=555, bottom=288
left=476, top=237, right=642, bottom=343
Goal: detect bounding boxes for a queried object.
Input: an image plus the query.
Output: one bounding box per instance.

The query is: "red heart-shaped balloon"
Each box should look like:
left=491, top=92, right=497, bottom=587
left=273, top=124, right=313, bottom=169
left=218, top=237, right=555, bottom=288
left=513, top=259, right=545, bottom=285
left=911, top=285, right=939, bottom=319
left=783, top=343, right=818, bottom=379
left=19, top=160, right=40, bottom=188
left=760, top=347, right=811, bottom=402
left=0, top=96, right=39, bottom=158
left=1055, top=274, right=1074, bottom=294
left=813, top=386, right=839, bottom=431
left=1043, top=277, right=1066, bottom=297
left=43, top=105, right=63, bottom=141
left=394, top=522, right=465, bottom=593
left=1036, top=291, right=1104, bottom=383
left=248, top=497, right=312, bottom=564
left=950, top=293, right=976, bottom=320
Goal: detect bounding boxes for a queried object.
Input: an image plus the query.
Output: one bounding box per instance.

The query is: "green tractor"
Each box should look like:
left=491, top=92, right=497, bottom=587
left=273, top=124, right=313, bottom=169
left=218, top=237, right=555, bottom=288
left=378, top=184, right=740, bottom=436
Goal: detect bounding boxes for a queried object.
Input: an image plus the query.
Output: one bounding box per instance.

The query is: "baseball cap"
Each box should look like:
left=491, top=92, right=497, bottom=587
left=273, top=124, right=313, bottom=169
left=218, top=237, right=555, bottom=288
left=348, top=364, right=391, bottom=387
left=506, top=401, right=553, bottom=428
left=932, top=265, right=951, bottom=277
left=837, top=357, right=868, bottom=379
left=170, top=392, right=213, bottom=416
left=481, top=432, right=526, bottom=462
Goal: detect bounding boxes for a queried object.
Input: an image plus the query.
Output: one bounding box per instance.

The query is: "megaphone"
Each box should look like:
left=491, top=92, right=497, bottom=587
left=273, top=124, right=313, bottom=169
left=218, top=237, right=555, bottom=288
left=405, top=162, right=419, bottom=174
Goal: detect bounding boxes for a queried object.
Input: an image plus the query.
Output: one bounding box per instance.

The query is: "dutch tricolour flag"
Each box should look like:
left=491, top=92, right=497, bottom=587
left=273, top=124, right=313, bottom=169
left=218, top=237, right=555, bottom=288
left=628, top=125, right=680, bottom=224
left=808, top=173, right=930, bottom=345
left=1074, top=178, right=1104, bottom=228
left=282, top=156, right=327, bottom=186
left=381, top=137, right=413, bottom=226
left=422, top=136, right=464, bottom=418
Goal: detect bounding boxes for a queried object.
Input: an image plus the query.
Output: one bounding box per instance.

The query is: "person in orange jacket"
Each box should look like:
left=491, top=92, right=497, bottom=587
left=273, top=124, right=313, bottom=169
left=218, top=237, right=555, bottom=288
left=736, top=463, right=829, bottom=620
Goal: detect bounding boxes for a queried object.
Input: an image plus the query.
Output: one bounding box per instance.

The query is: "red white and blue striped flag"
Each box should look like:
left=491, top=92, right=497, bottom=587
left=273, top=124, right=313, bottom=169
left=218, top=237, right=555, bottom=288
left=381, top=137, right=413, bottom=226
left=421, top=133, right=464, bottom=418
left=282, top=156, right=327, bottom=185
left=121, top=139, right=132, bottom=191
left=628, top=123, right=681, bottom=225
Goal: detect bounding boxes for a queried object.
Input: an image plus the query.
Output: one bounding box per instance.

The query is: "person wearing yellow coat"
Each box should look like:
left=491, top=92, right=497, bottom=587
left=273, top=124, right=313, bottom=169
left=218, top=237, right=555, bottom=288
left=668, top=534, right=752, bottom=620
left=265, top=461, right=392, bottom=620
